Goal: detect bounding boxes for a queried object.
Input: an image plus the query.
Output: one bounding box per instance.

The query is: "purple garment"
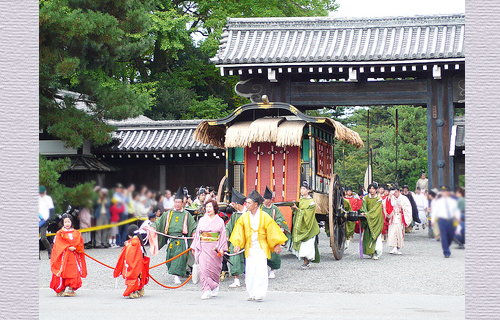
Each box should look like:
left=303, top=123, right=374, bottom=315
left=191, top=215, right=228, bottom=291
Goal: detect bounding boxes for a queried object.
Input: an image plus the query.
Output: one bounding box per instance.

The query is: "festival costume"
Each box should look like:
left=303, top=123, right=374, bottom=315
left=385, top=195, right=412, bottom=249
left=149, top=209, right=197, bottom=276
left=345, top=195, right=363, bottom=234
left=225, top=211, right=245, bottom=275
left=229, top=207, right=288, bottom=298
left=292, top=196, right=320, bottom=262
left=113, top=236, right=150, bottom=297
left=191, top=215, right=228, bottom=292
left=262, top=204, right=290, bottom=270
left=381, top=195, right=389, bottom=236
left=344, top=199, right=356, bottom=239
left=49, top=228, right=87, bottom=294
left=359, top=194, right=384, bottom=256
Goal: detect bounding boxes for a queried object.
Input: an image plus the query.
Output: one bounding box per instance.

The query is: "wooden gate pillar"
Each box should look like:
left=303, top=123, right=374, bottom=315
left=427, top=76, right=455, bottom=190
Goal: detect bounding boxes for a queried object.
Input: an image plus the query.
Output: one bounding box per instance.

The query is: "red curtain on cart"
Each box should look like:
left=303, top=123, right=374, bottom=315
left=244, top=142, right=300, bottom=202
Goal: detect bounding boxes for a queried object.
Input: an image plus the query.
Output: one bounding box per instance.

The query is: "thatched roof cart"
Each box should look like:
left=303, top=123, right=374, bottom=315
left=194, top=99, right=363, bottom=259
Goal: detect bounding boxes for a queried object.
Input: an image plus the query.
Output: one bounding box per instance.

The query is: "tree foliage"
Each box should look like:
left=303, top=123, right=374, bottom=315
left=333, top=105, right=428, bottom=190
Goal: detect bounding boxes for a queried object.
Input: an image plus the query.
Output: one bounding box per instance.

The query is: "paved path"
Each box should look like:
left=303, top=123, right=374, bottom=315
left=39, top=227, right=464, bottom=318
left=39, top=288, right=464, bottom=320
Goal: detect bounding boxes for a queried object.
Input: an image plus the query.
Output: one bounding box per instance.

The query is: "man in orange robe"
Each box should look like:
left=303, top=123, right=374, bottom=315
left=49, top=214, right=87, bottom=296
left=114, top=225, right=150, bottom=299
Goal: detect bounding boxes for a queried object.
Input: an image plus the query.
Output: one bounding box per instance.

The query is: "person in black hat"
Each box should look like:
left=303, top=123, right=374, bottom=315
left=225, top=188, right=247, bottom=288
left=359, top=183, right=384, bottom=260
left=291, top=180, right=320, bottom=269
left=262, top=186, right=290, bottom=279
left=430, top=185, right=460, bottom=258
left=145, top=186, right=197, bottom=284
left=229, top=189, right=287, bottom=301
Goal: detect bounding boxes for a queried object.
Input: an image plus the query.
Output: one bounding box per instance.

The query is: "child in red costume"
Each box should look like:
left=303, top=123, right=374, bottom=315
left=49, top=214, right=87, bottom=297
left=114, top=224, right=150, bottom=299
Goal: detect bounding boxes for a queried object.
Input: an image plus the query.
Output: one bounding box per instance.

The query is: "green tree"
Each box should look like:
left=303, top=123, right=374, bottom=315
left=40, top=0, right=154, bottom=148
left=334, top=106, right=427, bottom=189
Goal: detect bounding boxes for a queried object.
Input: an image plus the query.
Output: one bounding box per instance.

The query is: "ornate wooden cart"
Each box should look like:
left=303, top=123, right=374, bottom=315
left=194, top=98, right=363, bottom=260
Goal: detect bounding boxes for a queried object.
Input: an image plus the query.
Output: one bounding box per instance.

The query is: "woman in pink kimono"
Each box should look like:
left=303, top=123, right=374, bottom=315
left=191, top=199, right=228, bottom=300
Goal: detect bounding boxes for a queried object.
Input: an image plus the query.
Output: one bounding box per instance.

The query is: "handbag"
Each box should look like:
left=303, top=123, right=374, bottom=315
left=191, top=262, right=200, bottom=284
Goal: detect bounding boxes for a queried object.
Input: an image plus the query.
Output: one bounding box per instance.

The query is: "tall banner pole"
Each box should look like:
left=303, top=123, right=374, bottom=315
left=367, top=109, right=370, bottom=177
left=395, top=108, right=399, bottom=183
left=342, top=147, right=346, bottom=188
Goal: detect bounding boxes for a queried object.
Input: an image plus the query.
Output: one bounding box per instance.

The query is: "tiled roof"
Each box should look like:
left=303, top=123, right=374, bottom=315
left=102, top=120, right=220, bottom=153
left=211, top=14, right=465, bottom=66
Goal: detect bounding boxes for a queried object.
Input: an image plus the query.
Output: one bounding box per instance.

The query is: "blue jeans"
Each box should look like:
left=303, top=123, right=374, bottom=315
left=438, top=218, right=455, bottom=256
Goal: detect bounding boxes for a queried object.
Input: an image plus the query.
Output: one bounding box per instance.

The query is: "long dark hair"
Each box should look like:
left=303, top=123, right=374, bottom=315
left=127, top=224, right=146, bottom=257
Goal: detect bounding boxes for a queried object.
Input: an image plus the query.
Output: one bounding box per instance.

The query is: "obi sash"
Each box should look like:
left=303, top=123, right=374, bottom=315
left=200, top=232, right=220, bottom=242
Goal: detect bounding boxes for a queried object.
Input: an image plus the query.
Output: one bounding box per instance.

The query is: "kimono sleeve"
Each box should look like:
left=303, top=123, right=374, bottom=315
left=229, top=216, right=246, bottom=249
left=186, top=211, right=197, bottom=235
left=265, top=215, right=288, bottom=249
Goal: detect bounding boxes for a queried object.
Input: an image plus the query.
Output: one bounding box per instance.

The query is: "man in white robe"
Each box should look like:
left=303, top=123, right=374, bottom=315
left=230, top=190, right=287, bottom=301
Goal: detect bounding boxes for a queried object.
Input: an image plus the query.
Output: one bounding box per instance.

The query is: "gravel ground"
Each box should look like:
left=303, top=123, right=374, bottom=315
left=39, top=227, right=464, bottom=296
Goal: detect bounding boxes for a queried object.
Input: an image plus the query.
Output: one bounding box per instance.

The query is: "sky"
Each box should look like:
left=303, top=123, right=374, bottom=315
left=329, top=0, right=465, bottom=18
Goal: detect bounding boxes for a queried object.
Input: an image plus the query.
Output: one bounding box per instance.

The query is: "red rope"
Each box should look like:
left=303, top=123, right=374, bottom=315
left=83, top=252, right=115, bottom=269
left=149, top=274, right=193, bottom=289
left=83, top=247, right=192, bottom=270
left=150, top=248, right=192, bottom=269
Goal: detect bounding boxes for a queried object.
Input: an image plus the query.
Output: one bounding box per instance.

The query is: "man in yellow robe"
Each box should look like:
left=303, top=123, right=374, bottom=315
left=230, top=190, right=288, bottom=301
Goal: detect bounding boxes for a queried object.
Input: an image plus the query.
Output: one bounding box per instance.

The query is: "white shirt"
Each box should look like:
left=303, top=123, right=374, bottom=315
left=249, top=209, right=260, bottom=246
left=39, top=194, right=54, bottom=221
left=431, top=196, right=460, bottom=221
left=163, top=196, right=174, bottom=210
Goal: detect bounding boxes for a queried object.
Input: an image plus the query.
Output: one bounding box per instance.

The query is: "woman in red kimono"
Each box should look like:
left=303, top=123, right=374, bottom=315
left=114, top=225, right=150, bottom=299
left=49, top=214, right=87, bottom=297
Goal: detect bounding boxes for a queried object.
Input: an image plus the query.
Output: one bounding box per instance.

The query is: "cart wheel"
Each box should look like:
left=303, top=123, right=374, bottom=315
left=328, top=174, right=346, bottom=260
left=216, top=176, right=227, bottom=203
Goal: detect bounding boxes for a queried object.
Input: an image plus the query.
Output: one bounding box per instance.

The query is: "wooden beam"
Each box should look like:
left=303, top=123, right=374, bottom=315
left=290, top=79, right=428, bottom=106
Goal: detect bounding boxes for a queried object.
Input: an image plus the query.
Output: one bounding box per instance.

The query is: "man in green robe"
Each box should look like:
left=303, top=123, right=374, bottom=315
left=262, top=186, right=290, bottom=278
left=150, top=186, right=197, bottom=284
left=291, top=181, right=320, bottom=269
left=359, top=183, right=384, bottom=260
left=225, top=188, right=246, bottom=288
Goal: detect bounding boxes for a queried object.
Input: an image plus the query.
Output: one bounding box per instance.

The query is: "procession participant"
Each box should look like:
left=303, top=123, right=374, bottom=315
left=291, top=181, right=320, bottom=269
left=414, top=187, right=428, bottom=230
left=262, top=186, right=290, bottom=279
left=386, top=186, right=413, bottom=255
left=230, top=190, right=288, bottom=301
left=190, top=187, right=207, bottom=209
left=49, top=214, right=87, bottom=297
left=380, top=184, right=390, bottom=241
left=359, top=183, right=384, bottom=260
left=431, top=186, right=460, bottom=258
left=403, top=185, right=421, bottom=231
left=114, top=225, right=150, bottom=299
left=191, top=200, right=228, bottom=299
left=416, top=172, right=429, bottom=194
left=146, top=186, right=197, bottom=284
left=225, top=188, right=247, bottom=288
left=39, top=185, right=54, bottom=258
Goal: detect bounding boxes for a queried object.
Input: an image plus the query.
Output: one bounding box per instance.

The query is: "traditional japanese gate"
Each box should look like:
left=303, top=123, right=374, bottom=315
left=210, top=14, right=465, bottom=190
